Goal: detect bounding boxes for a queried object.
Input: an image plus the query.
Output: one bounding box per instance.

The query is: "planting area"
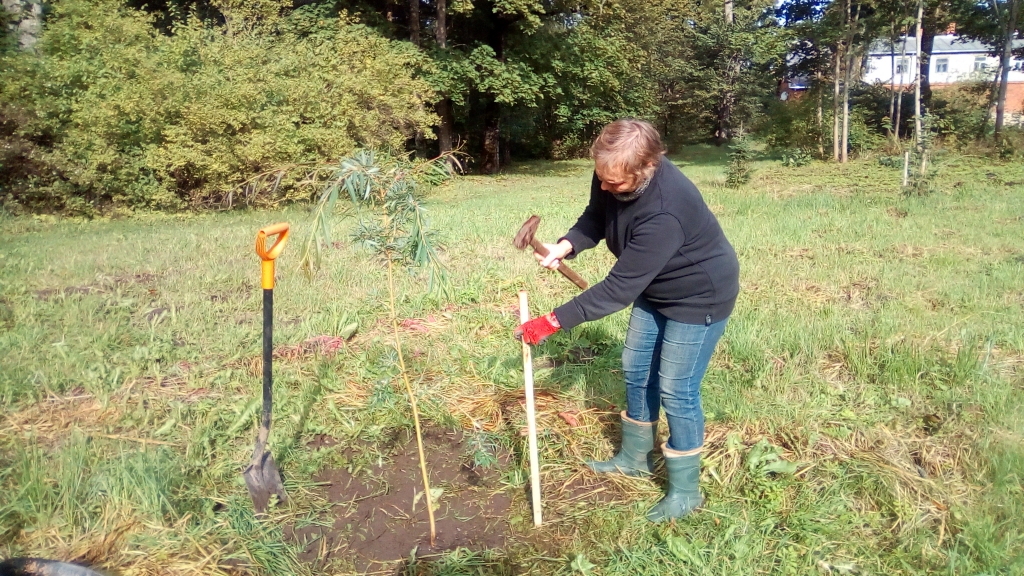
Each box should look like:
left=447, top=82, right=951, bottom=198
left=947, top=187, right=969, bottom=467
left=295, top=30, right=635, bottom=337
left=1, top=148, right=1023, bottom=575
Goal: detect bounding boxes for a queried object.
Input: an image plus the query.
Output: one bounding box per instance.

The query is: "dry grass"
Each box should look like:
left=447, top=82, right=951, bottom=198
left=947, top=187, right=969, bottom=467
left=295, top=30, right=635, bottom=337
left=1, top=391, right=124, bottom=448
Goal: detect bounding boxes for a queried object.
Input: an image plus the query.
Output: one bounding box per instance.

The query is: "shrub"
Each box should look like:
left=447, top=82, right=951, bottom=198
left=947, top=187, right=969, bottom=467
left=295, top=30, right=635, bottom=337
left=759, top=90, right=883, bottom=159
left=930, top=82, right=990, bottom=146
left=726, top=138, right=754, bottom=187
left=780, top=147, right=812, bottom=167
left=0, top=0, right=436, bottom=213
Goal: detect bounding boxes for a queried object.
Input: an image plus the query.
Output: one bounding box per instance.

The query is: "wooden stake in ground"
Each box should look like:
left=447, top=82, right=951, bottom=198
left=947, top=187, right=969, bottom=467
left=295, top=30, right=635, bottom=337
left=518, top=290, right=543, bottom=527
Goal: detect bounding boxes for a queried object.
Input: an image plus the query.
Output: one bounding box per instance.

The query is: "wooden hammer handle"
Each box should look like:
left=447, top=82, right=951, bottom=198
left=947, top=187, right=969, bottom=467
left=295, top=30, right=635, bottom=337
left=529, top=239, right=589, bottom=290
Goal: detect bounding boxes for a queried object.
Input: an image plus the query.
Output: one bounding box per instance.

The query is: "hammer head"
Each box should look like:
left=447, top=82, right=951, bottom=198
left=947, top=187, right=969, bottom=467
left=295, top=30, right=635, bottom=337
left=513, top=215, right=541, bottom=250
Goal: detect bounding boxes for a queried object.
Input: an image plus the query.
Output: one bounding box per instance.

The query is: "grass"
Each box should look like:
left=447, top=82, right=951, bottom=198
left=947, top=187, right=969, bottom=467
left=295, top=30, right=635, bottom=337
left=1, top=145, right=1022, bottom=575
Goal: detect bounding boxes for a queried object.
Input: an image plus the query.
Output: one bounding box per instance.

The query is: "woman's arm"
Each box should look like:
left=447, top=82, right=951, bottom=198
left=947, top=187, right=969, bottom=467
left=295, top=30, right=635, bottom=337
left=554, top=212, right=684, bottom=331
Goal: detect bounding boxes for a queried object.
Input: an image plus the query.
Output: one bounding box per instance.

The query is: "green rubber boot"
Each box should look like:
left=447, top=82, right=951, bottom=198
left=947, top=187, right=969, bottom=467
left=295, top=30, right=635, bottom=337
left=647, top=443, right=703, bottom=522
left=586, top=411, right=657, bottom=476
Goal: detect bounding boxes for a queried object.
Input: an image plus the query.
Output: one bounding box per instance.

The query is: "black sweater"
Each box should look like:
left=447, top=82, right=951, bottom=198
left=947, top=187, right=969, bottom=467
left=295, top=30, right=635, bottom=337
left=553, top=158, right=740, bottom=331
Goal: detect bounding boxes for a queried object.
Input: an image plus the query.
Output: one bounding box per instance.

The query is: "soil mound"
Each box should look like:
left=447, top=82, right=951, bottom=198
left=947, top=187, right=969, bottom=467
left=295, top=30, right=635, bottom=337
left=295, top=428, right=511, bottom=571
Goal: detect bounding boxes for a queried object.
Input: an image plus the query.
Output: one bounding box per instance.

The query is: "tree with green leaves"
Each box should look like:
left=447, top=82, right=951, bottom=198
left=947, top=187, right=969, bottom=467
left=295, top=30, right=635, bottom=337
left=952, top=0, right=1023, bottom=138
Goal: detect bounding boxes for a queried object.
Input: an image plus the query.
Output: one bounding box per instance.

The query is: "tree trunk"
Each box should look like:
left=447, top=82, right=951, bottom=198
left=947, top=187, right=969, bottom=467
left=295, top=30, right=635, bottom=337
left=435, top=0, right=446, bottom=47
left=841, top=65, right=851, bottom=163
left=888, top=25, right=897, bottom=138
left=501, top=134, right=512, bottom=167
left=715, top=0, right=737, bottom=144
left=407, top=0, right=423, bottom=157
left=914, top=0, right=924, bottom=150
left=994, top=0, right=1021, bottom=137
left=408, top=0, right=421, bottom=47
left=716, top=60, right=739, bottom=144
left=434, top=0, right=454, bottom=158
left=833, top=49, right=842, bottom=161
left=979, top=58, right=1002, bottom=138
left=481, top=18, right=508, bottom=173
left=437, top=100, right=455, bottom=156
left=919, top=16, right=935, bottom=110
left=895, top=26, right=908, bottom=140
left=481, top=101, right=501, bottom=174
left=841, top=2, right=860, bottom=164
left=816, top=71, right=825, bottom=158
left=3, top=0, right=43, bottom=50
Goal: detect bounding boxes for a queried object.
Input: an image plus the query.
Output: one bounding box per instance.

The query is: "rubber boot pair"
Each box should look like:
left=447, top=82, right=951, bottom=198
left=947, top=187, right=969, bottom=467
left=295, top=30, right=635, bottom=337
left=587, top=411, right=702, bottom=522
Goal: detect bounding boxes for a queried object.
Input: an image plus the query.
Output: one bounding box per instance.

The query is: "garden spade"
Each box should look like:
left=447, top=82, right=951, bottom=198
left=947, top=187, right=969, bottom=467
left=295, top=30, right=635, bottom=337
left=244, top=222, right=290, bottom=514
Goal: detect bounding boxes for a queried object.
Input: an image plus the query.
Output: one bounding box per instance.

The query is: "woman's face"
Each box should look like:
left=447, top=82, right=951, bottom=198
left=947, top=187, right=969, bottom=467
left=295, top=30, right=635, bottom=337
left=595, top=164, right=637, bottom=194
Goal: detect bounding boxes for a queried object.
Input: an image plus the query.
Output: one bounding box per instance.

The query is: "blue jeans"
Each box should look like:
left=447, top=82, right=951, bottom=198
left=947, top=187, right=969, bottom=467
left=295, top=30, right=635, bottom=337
left=623, top=297, right=728, bottom=452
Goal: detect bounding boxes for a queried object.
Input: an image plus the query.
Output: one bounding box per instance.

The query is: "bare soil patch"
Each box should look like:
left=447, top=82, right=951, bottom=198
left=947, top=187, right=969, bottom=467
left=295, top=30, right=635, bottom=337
left=293, top=428, right=511, bottom=572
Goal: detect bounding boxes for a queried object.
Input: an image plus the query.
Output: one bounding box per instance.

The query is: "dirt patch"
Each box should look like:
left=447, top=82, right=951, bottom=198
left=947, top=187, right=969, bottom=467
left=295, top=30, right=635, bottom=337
left=34, top=285, right=105, bottom=300
left=34, top=274, right=161, bottom=301
left=293, top=428, right=511, bottom=571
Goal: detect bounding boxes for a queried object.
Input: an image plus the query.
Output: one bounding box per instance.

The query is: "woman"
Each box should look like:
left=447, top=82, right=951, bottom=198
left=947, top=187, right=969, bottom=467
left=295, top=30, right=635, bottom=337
left=515, top=119, right=740, bottom=522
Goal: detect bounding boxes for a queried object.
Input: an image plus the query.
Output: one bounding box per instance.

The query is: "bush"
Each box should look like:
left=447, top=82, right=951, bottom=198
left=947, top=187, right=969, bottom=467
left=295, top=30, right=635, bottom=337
left=758, top=90, right=883, bottom=159
left=726, top=138, right=754, bottom=187
left=929, top=81, right=991, bottom=146
left=0, top=0, right=436, bottom=213
left=780, top=147, right=812, bottom=167
left=760, top=95, right=828, bottom=155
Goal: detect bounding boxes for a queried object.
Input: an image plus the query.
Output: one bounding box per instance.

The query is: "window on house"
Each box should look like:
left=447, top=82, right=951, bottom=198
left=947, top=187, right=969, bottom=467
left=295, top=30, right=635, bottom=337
left=935, top=58, right=949, bottom=73
left=896, top=58, right=908, bottom=75
left=974, top=56, right=988, bottom=71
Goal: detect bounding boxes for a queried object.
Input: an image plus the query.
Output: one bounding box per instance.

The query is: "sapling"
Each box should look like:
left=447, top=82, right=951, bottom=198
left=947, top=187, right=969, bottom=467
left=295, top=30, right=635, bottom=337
left=726, top=138, right=754, bottom=187
left=300, top=149, right=458, bottom=545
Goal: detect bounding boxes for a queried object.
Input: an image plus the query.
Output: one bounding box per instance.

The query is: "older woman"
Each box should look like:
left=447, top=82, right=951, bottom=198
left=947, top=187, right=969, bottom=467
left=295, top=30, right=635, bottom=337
left=515, top=119, right=740, bottom=522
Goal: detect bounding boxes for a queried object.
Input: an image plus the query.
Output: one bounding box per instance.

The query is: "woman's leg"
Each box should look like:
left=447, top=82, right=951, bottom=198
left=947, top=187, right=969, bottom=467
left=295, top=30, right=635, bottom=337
left=587, top=298, right=665, bottom=476
left=646, top=317, right=728, bottom=522
left=622, top=297, right=667, bottom=423
left=657, top=318, right=728, bottom=451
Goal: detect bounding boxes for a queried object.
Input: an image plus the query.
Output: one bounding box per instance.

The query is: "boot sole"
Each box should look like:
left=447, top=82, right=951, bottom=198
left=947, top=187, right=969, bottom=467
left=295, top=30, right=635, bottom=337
left=585, top=462, right=653, bottom=477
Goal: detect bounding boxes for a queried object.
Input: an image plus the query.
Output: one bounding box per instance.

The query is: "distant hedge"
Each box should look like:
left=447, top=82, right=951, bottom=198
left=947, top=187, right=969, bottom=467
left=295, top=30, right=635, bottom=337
left=0, top=0, right=435, bottom=213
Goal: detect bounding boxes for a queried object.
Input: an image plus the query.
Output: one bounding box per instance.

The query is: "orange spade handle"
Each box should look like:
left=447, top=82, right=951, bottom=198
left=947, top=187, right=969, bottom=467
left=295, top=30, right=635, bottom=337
left=256, top=223, right=290, bottom=289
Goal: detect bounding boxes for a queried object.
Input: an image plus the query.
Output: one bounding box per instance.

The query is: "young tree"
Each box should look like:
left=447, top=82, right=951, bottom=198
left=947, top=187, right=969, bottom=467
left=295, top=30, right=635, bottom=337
left=779, top=0, right=841, bottom=157
left=915, top=0, right=926, bottom=149
left=993, top=0, right=1023, bottom=137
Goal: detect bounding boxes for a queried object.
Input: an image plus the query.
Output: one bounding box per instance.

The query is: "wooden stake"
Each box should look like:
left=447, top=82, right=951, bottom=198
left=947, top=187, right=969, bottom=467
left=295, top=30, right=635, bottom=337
left=518, top=290, right=542, bottom=527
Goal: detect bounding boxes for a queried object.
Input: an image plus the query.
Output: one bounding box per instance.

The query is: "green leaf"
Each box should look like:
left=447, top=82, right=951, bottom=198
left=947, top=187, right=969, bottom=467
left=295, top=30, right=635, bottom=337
left=570, top=553, right=596, bottom=575
left=665, top=535, right=703, bottom=564
left=339, top=322, right=358, bottom=340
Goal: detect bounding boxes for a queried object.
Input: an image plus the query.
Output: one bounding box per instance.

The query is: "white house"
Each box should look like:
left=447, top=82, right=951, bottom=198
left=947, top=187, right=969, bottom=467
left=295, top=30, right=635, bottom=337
left=864, top=33, right=1024, bottom=113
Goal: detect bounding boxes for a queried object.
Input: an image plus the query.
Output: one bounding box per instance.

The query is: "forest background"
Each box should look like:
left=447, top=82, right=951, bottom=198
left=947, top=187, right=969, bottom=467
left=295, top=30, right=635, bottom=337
left=0, top=0, right=1022, bottom=214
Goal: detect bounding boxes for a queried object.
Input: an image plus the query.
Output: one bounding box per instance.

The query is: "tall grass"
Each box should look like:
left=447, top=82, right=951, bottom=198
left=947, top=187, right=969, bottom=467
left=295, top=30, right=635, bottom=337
left=1, top=147, right=1022, bottom=574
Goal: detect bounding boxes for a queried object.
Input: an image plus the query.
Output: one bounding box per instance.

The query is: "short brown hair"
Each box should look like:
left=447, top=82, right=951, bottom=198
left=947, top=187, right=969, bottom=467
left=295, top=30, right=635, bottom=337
left=590, top=119, right=666, bottom=183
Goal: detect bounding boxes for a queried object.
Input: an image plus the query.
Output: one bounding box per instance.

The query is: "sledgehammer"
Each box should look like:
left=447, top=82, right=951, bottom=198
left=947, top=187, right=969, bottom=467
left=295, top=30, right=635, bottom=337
left=513, top=215, right=588, bottom=290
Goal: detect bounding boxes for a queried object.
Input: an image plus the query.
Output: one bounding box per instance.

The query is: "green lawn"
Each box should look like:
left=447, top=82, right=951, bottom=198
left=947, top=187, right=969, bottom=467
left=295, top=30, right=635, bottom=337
left=1, top=147, right=1022, bottom=575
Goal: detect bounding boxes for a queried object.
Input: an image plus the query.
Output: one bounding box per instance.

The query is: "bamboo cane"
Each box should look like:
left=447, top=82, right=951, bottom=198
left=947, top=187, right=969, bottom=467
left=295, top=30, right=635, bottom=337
left=518, top=290, right=543, bottom=527
left=388, top=258, right=435, bottom=545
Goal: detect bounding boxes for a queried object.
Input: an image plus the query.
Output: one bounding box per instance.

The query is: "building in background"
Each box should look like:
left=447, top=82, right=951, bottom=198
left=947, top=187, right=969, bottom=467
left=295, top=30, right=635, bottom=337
left=865, top=33, right=1024, bottom=114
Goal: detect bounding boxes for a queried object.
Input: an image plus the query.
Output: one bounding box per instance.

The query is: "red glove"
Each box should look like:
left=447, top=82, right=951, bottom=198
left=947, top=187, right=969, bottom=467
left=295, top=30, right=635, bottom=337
left=515, top=312, right=561, bottom=345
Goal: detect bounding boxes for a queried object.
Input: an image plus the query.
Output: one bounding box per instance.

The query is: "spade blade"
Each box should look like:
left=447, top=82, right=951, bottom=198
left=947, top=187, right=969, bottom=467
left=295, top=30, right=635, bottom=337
left=243, top=451, right=287, bottom=514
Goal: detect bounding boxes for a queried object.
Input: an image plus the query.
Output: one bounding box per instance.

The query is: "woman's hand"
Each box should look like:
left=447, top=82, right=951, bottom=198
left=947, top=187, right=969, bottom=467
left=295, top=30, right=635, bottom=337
left=535, top=239, right=574, bottom=270
left=515, top=312, right=562, bottom=345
